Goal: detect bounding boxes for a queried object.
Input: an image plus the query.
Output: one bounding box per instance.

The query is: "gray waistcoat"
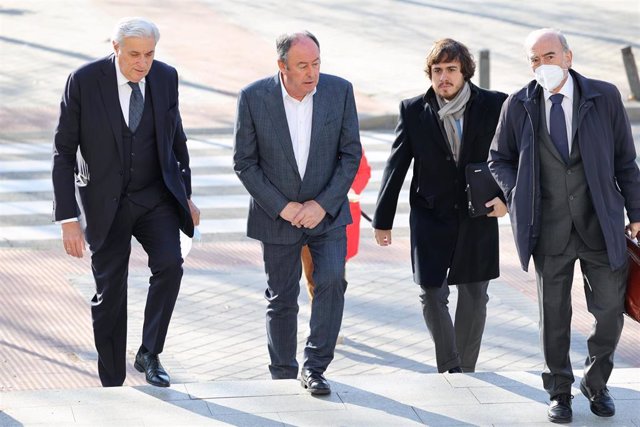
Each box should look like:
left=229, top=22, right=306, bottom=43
left=533, top=89, right=605, bottom=255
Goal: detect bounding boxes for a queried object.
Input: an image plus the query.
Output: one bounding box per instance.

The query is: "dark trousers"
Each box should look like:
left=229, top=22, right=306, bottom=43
left=420, top=280, right=489, bottom=373
left=261, top=226, right=347, bottom=379
left=90, top=197, right=183, bottom=386
left=533, top=229, right=627, bottom=398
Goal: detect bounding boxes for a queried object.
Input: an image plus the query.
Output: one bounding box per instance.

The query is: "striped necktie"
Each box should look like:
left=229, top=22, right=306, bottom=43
left=128, top=81, right=143, bottom=132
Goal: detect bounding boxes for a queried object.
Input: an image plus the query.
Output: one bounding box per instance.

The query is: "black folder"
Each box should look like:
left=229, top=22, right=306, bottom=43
left=465, top=162, right=502, bottom=217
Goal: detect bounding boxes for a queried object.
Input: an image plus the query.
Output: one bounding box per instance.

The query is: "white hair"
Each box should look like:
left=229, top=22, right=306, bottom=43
left=524, top=28, right=570, bottom=54
left=111, top=17, right=160, bottom=45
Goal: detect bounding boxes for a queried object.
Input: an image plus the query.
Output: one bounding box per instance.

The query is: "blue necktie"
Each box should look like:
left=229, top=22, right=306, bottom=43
left=128, top=81, right=143, bottom=132
left=549, top=93, right=569, bottom=163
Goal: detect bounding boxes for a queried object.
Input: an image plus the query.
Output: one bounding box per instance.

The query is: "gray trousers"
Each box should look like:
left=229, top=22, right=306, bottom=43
left=420, top=280, right=489, bottom=373
left=533, top=229, right=627, bottom=398
left=261, top=226, right=347, bottom=379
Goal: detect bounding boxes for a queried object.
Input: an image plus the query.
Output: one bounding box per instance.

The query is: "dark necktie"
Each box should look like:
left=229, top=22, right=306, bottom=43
left=128, top=81, right=143, bottom=132
left=549, top=93, right=569, bottom=163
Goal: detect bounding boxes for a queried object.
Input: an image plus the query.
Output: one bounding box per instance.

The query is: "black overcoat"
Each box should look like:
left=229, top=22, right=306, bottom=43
left=374, top=83, right=507, bottom=287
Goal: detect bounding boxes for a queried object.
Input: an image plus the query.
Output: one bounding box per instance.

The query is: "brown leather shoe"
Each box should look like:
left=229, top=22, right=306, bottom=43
left=301, top=370, right=331, bottom=395
left=134, top=349, right=170, bottom=387
left=548, top=394, right=572, bottom=423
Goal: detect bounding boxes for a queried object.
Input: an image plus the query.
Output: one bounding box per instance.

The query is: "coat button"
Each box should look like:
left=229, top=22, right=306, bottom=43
left=569, top=195, right=575, bottom=201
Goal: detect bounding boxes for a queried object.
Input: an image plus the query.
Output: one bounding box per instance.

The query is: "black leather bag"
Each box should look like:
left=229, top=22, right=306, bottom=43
left=465, top=162, right=502, bottom=217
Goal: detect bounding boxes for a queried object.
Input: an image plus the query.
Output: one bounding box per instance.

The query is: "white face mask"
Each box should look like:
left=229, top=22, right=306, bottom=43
left=534, top=64, right=567, bottom=92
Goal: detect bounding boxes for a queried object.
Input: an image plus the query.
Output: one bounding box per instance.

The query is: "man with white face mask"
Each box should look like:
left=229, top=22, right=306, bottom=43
left=489, top=28, right=640, bottom=423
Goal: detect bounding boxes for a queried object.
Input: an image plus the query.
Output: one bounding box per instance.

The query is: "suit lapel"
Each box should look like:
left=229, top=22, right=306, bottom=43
left=571, top=83, right=580, bottom=143
left=420, top=91, right=452, bottom=157
left=308, top=77, right=329, bottom=162
left=98, top=55, right=123, bottom=161
left=146, top=64, right=167, bottom=164
left=264, top=74, right=300, bottom=178
left=298, top=78, right=329, bottom=188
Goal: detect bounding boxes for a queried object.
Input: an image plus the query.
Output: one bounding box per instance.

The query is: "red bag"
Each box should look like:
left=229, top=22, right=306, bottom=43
left=625, top=235, right=640, bottom=323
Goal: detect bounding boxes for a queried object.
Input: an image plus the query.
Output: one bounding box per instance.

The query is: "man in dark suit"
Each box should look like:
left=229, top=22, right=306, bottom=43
left=489, top=28, right=640, bottom=423
left=233, top=31, right=361, bottom=395
left=373, top=39, right=507, bottom=374
left=52, top=17, right=200, bottom=388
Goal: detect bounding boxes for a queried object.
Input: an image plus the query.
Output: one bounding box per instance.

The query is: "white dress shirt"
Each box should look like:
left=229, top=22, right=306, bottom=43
left=543, top=73, right=574, bottom=152
left=280, top=73, right=315, bottom=179
left=116, top=62, right=146, bottom=126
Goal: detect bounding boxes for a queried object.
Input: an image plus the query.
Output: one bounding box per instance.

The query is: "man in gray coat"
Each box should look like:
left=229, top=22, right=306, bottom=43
left=489, top=28, right=640, bottom=423
left=233, top=31, right=361, bottom=395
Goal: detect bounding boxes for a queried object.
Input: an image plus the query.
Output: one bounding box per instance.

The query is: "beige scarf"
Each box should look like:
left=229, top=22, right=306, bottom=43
left=436, top=82, right=471, bottom=163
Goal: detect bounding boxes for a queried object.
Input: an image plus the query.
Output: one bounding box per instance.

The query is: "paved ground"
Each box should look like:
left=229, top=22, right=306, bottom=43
left=1, top=1, right=640, bottom=425
left=1, top=131, right=640, bottom=393
left=2, top=369, right=639, bottom=426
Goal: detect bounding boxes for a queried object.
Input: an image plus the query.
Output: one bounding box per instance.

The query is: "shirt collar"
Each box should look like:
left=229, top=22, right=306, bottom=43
left=279, top=72, right=316, bottom=103
left=115, top=61, right=146, bottom=88
left=544, top=71, right=573, bottom=102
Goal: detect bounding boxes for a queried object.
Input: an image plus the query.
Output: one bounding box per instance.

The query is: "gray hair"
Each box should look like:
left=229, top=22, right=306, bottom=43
left=524, top=28, right=570, bottom=53
left=111, top=17, right=160, bottom=45
left=276, top=31, right=320, bottom=64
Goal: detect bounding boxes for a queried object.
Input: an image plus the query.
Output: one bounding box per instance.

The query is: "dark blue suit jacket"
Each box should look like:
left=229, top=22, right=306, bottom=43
left=52, top=55, right=194, bottom=251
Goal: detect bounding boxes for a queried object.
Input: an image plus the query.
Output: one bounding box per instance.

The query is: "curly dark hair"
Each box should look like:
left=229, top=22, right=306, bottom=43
left=424, top=38, right=476, bottom=81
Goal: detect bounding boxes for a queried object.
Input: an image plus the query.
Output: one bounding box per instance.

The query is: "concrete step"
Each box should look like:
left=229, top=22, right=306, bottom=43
left=1, top=369, right=638, bottom=426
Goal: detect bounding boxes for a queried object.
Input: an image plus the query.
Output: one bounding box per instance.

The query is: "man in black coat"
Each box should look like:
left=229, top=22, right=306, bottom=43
left=374, top=39, right=507, bottom=374
left=489, top=28, right=640, bottom=423
left=52, top=17, right=200, bottom=387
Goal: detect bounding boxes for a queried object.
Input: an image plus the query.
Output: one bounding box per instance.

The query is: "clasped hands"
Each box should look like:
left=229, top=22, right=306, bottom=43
left=280, top=200, right=326, bottom=229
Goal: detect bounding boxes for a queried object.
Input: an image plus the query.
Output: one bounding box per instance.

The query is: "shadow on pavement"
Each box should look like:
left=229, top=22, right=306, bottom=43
left=336, top=337, right=436, bottom=374
left=331, top=379, right=474, bottom=426
left=133, top=385, right=292, bottom=426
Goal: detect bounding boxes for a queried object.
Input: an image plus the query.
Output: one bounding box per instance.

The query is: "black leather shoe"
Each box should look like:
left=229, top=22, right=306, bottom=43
left=447, top=366, right=463, bottom=374
left=134, top=349, right=170, bottom=387
left=580, top=382, right=615, bottom=417
left=548, top=394, right=572, bottom=423
left=301, top=370, right=331, bottom=395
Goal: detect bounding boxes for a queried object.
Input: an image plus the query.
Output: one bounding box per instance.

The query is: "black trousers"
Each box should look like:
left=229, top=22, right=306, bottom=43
left=90, top=196, right=183, bottom=386
left=533, top=229, right=627, bottom=398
